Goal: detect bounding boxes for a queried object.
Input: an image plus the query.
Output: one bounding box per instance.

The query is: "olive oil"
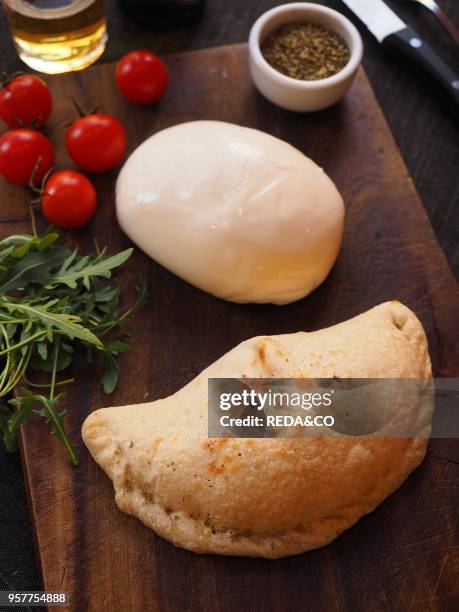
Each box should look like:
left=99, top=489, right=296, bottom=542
left=3, top=0, right=107, bottom=74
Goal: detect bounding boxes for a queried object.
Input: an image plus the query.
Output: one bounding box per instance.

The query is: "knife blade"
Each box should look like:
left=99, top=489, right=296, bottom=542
left=342, top=0, right=459, bottom=110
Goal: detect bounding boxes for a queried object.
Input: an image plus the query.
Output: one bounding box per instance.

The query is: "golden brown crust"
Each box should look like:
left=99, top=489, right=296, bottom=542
left=82, top=301, right=432, bottom=558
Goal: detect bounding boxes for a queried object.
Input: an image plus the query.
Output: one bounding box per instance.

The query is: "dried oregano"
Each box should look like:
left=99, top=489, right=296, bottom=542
left=261, top=22, right=350, bottom=81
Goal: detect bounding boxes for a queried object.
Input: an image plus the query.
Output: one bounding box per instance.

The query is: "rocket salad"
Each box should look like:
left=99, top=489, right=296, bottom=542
left=0, top=226, right=146, bottom=465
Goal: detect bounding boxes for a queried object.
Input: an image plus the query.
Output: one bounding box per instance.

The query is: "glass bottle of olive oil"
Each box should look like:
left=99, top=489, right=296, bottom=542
left=3, top=0, right=107, bottom=74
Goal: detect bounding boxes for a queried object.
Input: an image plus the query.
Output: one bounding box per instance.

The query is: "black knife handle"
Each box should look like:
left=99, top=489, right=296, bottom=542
left=383, top=26, right=459, bottom=110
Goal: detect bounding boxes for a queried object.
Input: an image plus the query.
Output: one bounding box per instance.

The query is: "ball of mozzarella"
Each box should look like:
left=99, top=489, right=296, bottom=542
left=116, top=121, right=344, bottom=304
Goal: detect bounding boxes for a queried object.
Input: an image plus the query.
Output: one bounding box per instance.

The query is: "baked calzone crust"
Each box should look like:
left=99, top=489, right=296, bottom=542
left=82, top=301, right=432, bottom=558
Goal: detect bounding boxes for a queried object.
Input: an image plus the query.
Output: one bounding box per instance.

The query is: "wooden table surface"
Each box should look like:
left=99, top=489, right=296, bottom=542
left=0, top=0, right=458, bottom=604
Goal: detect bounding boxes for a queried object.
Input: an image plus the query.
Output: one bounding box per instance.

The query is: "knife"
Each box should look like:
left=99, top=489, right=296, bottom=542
left=342, top=0, right=459, bottom=110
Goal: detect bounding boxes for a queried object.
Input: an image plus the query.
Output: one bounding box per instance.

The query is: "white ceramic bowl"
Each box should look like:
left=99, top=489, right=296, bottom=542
left=249, top=3, right=363, bottom=112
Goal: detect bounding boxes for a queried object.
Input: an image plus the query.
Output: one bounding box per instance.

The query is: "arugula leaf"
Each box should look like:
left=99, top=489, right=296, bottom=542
left=48, top=248, right=133, bottom=289
left=31, top=393, right=79, bottom=466
left=103, top=339, right=129, bottom=354
left=1, top=300, right=103, bottom=346
left=0, top=249, right=68, bottom=294
left=30, top=351, right=72, bottom=373
left=101, top=353, right=119, bottom=394
left=0, top=229, right=145, bottom=464
left=7, top=390, right=36, bottom=434
left=0, top=245, right=14, bottom=265
left=0, top=399, right=19, bottom=452
left=37, top=341, right=47, bottom=361
left=36, top=232, right=60, bottom=252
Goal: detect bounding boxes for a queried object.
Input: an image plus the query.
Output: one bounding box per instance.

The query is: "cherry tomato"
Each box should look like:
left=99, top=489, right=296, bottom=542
left=0, top=74, right=52, bottom=129
left=0, top=129, right=54, bottom=186
left=41, top=170, right=97, bottom=228
left=66, top=113, right=126, bottom=173
left=115, top=50, right=168, bottom=105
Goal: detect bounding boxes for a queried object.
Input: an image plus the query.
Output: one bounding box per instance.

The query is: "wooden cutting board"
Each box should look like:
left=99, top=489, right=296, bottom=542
left=1, top=43, right=457, bottom=611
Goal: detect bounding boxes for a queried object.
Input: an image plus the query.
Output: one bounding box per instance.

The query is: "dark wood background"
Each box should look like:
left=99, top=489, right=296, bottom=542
left=0, top=0, right=458, bottom=606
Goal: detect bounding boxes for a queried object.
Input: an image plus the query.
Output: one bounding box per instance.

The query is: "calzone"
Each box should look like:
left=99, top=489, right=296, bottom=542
left=82, top=302, right=432, bottom=558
